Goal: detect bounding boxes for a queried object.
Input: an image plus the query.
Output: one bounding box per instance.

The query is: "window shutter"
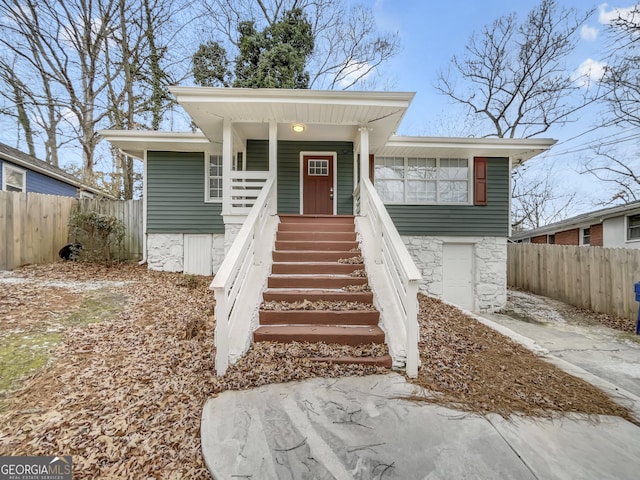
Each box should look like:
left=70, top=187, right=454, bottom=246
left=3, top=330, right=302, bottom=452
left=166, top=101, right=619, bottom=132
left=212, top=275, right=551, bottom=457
left=474, top=157, right=488, bottom=205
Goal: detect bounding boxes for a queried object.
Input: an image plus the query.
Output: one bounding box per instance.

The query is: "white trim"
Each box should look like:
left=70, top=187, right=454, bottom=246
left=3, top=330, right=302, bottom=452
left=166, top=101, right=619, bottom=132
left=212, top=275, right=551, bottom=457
left=170, top=86, right=416, bottom=107
left=299, top=151, right=338, bottom=215
left=2, top=162, right=26, bottom=192
left=374, top=155, right=473, bottom=205
left=205, top=153, right=223, bottom=203
left=580, top=226, right=591, bottom=246
left=508, top=156, right=513, bottom=238
left=625, top=213, right=640, bottom=243
left=140, top=150, right=148, bottom=265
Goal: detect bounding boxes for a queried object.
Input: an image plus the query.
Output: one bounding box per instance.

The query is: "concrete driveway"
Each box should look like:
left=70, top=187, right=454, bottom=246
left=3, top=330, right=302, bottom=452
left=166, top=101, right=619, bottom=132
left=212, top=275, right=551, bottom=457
left=201, top=374, right=640, bottom=479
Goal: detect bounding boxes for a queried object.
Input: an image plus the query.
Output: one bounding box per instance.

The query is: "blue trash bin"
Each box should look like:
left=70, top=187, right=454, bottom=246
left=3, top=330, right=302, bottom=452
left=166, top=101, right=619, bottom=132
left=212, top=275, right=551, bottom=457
left=635, top=283, right=640, bottom=334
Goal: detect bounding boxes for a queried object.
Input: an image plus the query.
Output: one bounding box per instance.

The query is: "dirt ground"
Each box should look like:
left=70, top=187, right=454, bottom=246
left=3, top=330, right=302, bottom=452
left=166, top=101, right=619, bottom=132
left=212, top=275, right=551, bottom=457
left=0, top=262, right=635, bottom=478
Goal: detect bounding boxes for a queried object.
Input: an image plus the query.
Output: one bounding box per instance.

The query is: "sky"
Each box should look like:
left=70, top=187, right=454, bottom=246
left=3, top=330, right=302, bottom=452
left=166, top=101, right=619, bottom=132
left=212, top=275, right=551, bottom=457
left=362, top=0, right=640, bottom=215
left=1, top=0, right=637, bottom=215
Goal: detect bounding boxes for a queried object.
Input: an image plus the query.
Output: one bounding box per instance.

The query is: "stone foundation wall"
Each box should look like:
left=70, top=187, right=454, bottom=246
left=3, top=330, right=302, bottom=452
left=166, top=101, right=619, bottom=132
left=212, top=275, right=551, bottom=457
left=147, top=234, right=184, bottom=272
left=401, top=235, right=507, bottom=312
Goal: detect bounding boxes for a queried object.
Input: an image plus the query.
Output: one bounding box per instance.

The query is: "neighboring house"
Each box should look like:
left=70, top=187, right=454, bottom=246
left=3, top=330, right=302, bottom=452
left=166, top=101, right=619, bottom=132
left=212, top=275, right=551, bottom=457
left=0, top=142, right=108, bottom=198
left=511, top=201, right=640, bottom=249
left=100, top=87, right=554, bottom=375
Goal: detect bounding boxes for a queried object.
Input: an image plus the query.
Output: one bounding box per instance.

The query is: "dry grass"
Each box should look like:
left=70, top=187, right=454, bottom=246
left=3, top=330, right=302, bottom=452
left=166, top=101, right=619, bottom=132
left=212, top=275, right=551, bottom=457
left=0, top=263, right=636, bottom=479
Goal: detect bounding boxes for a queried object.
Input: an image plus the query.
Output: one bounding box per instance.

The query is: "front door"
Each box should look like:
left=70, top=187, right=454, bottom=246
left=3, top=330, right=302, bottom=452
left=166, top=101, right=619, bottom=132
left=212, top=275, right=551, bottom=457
left=303, top=155, right=334, bottom=214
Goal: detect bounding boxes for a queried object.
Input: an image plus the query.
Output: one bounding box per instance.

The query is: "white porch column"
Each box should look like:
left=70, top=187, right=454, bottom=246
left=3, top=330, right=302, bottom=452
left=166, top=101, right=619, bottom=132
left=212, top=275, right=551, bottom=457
left=222, top=118, right=233, bottom=215
left=359, top=126, right=370, bottom=182
left=269, top=121, right=278, bottom=214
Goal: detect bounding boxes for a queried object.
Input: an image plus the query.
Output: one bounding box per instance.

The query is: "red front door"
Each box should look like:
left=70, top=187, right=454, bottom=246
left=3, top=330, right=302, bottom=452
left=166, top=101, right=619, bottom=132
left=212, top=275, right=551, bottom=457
left=303, top=155, right=334, bottom=214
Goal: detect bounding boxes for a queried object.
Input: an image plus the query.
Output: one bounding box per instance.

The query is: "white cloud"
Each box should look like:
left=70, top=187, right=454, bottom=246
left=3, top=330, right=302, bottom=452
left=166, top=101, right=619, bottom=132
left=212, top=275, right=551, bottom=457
left=580, top=25, right=599, bottom=40
left=337, top=60, right=374, bottom=88
left=572, top=58, right=608, bottom=88
left=598, top=3, right=638, bottom=24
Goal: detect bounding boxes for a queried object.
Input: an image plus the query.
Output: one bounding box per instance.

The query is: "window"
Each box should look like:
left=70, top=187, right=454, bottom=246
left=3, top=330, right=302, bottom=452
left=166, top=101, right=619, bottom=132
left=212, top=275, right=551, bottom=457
left=627, top=214, right=640, bottom=241
left=374, top=156, right=470, bottom=204
left=2, top=163, right=26, bottom=192
left=308, top=159, right=329, bottom=176
left=206, top=154, right=223, bottom=202
left=548, top=234, right=555, bottom=244
left=582, top=227, right=591, bottom=245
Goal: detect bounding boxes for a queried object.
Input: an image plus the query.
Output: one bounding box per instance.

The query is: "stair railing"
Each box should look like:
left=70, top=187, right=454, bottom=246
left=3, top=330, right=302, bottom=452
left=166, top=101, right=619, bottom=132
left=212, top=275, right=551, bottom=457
left=210, top=177, right=277, bottom=376
left=354, top=178, right=422, bottom=377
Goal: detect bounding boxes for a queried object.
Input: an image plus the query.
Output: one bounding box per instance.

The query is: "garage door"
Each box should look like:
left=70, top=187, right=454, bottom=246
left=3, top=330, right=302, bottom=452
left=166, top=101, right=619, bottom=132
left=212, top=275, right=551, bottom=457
left=442, top=243, right=474, bottom=311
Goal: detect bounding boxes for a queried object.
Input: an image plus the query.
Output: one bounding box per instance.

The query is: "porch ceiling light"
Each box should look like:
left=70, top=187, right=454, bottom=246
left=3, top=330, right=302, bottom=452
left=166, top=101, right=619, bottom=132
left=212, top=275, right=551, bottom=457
left=291, top=122, right=306, bottom=133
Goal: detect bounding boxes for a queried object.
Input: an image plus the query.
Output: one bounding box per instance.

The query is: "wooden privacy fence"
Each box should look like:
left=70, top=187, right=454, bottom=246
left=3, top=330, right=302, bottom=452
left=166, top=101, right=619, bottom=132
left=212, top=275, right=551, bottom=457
left=508, top=243, right=640, bottom=321
left=1, top=191, right=142, bottom=270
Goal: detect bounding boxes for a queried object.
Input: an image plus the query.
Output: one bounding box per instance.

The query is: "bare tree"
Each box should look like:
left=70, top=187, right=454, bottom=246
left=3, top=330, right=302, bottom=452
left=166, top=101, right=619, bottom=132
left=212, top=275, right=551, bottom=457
left=511, top=166, right=576, bottom=231
left=197, top=0, right=399, bottom=89
left=602, top=5, right=640, bottom=129
left=582, top=5, right=640, bottom=205
left=0, top=0, right=119, bottom=174
left=436, top=0, right=593, bottom=139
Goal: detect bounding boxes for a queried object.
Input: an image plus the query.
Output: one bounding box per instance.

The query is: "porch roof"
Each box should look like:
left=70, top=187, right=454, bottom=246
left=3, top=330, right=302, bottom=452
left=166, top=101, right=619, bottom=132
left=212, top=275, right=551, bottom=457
left=168, top=87, right=415, bottom=151
left=97, top=131, right=214, bottom=160
left=378, top=136, right=557, bottom=165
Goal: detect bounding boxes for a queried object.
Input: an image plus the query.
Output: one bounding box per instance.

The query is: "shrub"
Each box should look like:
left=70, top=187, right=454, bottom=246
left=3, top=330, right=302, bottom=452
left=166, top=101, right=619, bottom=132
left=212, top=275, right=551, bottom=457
left=69, top=211, right=125, bottom=264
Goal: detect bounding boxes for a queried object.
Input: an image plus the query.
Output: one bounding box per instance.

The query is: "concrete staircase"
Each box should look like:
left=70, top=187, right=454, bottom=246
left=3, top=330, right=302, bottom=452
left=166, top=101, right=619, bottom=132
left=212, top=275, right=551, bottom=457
left=253, top=215, right=392, bottom=367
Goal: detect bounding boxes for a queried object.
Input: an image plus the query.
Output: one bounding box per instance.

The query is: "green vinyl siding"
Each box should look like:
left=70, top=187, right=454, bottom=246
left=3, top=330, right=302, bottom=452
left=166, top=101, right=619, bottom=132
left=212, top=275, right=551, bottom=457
left=147, top=151, right=223, bottom=233
left=246, top=139, right=269, bottom=171
left=247, top=140, right=354, bottom=215
left=385, top=158, right=509, bottom=237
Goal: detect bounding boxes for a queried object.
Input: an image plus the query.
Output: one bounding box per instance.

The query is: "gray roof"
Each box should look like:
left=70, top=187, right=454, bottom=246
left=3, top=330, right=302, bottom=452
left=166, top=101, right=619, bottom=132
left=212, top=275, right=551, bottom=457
left=511, top=200, right=640, bottom=240
left=0, top=142, right=111, bottom=197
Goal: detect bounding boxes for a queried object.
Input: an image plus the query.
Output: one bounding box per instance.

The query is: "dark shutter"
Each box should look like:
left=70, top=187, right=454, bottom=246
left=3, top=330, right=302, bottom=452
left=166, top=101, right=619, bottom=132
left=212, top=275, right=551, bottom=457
left=474, top=157, right=488, bottom=205
left=369, top=154, right=375, bottom=182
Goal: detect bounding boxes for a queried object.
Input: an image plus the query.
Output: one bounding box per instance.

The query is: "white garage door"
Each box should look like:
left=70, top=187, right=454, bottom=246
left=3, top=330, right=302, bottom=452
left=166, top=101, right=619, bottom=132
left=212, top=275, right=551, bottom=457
left=442, top=243, right=474, bottom=311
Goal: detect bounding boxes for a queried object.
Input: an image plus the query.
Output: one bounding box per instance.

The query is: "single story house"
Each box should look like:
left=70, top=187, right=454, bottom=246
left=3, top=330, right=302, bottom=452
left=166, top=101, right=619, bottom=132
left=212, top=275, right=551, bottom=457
left=100, top=87, right=554, bottom=375
left=511, top=201, right=640, bottom=248
left=0, top=142, right=108, bottom=198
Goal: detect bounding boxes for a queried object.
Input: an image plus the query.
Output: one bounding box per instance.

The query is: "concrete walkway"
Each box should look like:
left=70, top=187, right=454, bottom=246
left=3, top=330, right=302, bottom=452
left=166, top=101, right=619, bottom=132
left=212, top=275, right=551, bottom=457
left=201, top=373, right=640, bottom=480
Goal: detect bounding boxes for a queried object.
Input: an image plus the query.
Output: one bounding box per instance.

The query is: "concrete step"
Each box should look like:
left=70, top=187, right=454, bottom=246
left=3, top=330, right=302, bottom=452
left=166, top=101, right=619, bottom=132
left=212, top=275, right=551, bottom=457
left=272, top=251, right=362, bottom=263
left=263, top=288, right=373, bottom=303
left=275, top=240, right=359, bottom=251
left=253, top=324, right=385, bottom=345
left=259, top=309, right=379, bottom=326
left=271, top=262, right=364, bottom=275
left=276, top=231, right=357, bottom=242
left=267, top=274, right=367, bottom=289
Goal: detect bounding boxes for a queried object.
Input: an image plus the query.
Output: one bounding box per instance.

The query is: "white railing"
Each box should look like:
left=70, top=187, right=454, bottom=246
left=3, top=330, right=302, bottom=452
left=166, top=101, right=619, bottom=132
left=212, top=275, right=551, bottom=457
left=354, top=178, right=422, bottom=377
left=210, top=177, right=277, bottom=376
left=225, top=171, right=270, bottom=216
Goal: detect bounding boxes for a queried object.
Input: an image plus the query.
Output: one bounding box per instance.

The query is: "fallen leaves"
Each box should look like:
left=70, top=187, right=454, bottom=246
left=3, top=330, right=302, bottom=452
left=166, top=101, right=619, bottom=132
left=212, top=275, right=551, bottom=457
left=337, top=256, right=364, bottom=264
left=261, top=299, right=377, bottom=311
left=411, top=294, right=635, bottom=423
left=0, top=263, right=636, bottom=480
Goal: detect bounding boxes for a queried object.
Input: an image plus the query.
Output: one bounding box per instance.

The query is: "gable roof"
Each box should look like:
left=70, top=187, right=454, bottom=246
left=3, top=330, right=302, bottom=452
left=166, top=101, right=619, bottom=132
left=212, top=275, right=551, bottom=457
left=511, top=201, right=640, bottom=240
left=0, top=142, right=110, bottom=197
